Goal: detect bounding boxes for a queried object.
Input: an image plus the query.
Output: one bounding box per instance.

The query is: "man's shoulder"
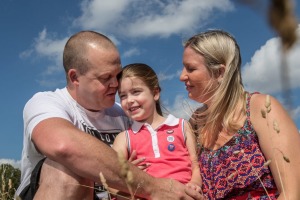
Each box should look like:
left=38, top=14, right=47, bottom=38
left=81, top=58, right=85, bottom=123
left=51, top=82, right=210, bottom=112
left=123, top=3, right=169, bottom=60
left=24, top=88, right=68, bottom=111
left=27, top=88, right=66, bottom=102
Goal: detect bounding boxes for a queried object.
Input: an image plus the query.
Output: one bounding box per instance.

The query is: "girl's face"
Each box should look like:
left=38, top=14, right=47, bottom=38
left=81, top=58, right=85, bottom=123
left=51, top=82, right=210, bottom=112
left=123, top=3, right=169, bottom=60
left=118, top=77, right=159, bottom=122
left=180, top=46, right=218, bottom=104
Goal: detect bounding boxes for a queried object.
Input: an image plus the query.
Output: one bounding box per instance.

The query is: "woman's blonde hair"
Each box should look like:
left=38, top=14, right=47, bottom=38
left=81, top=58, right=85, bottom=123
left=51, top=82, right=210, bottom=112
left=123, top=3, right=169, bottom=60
left=185, top=30, right=246, bottom=148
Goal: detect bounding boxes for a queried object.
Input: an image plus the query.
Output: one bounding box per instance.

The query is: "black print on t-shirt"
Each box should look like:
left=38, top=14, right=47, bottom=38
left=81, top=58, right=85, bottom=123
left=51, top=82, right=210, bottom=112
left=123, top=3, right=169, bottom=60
left=81, top=122, right=121, bottom=147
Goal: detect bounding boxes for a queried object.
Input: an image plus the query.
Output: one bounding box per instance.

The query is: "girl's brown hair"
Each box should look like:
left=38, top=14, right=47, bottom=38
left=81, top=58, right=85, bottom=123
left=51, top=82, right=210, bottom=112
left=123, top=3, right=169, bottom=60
left=118, top=63, right=163, bottom=116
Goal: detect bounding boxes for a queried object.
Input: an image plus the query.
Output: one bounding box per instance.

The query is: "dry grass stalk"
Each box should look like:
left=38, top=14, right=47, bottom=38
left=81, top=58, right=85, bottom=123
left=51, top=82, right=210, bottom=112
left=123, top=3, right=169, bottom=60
left=237, top=0, right=298, bottom=51
left=117, top=152, right=135, bottom=200
left=0, top=166, right=15, bottom=200
left=262, top=95, right=288, bottom=200
left=229, top=149, right=271, bottom=199
left=264, top=160, right=272, bottom=167
left=99, top=172, right=112, bottom=200
left=268, top=0, right=298, bottom=51
left=8, top=179, right=12, bottom=190
left=133, top=180, right=144, bottom=198
left=1, top=167, right=7, bottom=200
left=269, top=0, right=298, bottom=110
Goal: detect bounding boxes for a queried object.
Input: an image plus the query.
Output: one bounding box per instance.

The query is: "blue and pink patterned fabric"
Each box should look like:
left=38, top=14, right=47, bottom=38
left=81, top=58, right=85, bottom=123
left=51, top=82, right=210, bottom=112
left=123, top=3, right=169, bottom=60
left=199, top=93, right=279, bottom=199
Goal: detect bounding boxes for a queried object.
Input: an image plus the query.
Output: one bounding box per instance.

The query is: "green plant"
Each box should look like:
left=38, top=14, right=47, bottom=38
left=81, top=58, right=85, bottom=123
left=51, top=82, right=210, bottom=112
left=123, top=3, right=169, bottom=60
left=0, top=164, right=21, bottom=200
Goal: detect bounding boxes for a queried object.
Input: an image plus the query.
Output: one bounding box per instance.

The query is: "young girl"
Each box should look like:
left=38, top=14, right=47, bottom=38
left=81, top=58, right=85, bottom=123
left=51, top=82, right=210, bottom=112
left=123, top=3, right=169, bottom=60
left=113, top=63, right=202, bottom=192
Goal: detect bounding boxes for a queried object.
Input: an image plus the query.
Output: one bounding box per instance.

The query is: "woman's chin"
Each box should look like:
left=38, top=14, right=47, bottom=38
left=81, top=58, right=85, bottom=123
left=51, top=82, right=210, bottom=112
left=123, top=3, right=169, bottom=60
left=188, top=93, right=198, bottom=101
left=189, top=94, right=205, bottom=104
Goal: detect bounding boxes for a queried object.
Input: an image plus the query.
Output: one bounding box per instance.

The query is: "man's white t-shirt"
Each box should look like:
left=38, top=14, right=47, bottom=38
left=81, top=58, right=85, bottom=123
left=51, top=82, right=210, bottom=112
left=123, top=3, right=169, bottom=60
left=16, top=87, right=131, bottom=196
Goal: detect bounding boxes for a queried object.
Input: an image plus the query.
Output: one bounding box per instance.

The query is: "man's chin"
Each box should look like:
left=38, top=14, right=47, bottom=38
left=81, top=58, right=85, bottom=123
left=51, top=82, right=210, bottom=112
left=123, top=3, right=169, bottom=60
left=104, top=100, right=116, bottom=108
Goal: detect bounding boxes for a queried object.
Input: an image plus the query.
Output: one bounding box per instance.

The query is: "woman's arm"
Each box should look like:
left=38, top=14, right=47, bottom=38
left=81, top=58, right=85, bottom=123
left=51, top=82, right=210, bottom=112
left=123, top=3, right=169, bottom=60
left=251, top=94, right=300, bottom=199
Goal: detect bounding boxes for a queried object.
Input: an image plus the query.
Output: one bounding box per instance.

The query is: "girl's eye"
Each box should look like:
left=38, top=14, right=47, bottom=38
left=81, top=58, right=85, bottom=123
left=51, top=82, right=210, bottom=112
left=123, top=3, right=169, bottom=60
left=132, top=90, right=141, bottom=95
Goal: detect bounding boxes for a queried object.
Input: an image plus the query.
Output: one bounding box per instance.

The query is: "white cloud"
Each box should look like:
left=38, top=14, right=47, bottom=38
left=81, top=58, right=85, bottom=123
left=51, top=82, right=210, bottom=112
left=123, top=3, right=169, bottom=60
left=125, top=0, right=233, bottom=38
left=290, top=105, right=300, bottom=121
left=73, top=0, right=234, bottom=38
left=33, top=29, right=67, bottom=58
left=74, top=0, right=131, bottom=30
left=158, top=72, right=178, bottom=81
left=0, top=159, right=21, bottom=169
left=19, top=49, right=33, bottom=59
left=122, top=48, right=140, bottom=58
left=158, top=70, right=183, bottom=82
left=164, top=94, right=202, bottom=120
left=20, top=29, right=68, bottom=87
left=242, top=25, right=300, bottom=94
left=24, top=0, right=234, bottom=86
left=20, top=29, right=67, bottom=75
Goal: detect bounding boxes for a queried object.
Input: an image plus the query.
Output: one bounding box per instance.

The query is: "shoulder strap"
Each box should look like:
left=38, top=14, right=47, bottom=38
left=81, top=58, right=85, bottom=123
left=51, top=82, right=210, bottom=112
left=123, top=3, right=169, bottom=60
left=125, top=130, right=131, bottom=157
left=245, top=92, right=260, bottom=119
left=180, top=118, right=187, bottom=144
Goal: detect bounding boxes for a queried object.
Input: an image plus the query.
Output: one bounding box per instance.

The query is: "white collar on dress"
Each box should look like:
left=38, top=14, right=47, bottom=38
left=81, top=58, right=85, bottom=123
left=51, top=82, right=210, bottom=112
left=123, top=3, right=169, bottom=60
left=131, top=114, right=179, bottom=134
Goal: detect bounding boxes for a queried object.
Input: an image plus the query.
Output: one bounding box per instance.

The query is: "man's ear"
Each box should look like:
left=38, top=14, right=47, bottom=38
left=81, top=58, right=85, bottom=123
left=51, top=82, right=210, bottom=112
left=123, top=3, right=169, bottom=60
left=217, top=64, right=225, bottom=83
left=68, top=69, right=79, bottom=85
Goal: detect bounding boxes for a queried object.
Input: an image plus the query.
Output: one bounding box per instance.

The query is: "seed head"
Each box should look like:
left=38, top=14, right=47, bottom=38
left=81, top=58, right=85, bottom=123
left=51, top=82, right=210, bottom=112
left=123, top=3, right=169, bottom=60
left=273, top=120, right=280, bottom=133
left=227, top=172, right=236, bottom=180
left=283, top=156, right=290, bottom=163
left=233, top=150, right=240, bottom=155
left=99, top=172, right=109, bottom=190
left=8, top=179, right=12, bottom=189
left=261, top=109, right=266, bottom=118
left=265, top=95, right=271, bottom=109
left=264, top=160, right=272, bottom=166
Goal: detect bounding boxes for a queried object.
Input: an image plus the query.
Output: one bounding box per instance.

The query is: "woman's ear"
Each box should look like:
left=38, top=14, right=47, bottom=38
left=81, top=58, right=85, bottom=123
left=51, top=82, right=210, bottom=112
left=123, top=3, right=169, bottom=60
left=217, top=64, right=225, bottom=83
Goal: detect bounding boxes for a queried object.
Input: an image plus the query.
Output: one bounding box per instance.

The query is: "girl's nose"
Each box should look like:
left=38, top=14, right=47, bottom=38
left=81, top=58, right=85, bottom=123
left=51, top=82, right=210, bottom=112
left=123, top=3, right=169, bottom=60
left=127, top=95, right=135, bottom=103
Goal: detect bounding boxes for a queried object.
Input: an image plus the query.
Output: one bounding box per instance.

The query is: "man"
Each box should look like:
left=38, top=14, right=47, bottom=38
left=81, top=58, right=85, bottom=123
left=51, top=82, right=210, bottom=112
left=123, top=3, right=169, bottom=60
left=16, top=31, right=203, bottom=200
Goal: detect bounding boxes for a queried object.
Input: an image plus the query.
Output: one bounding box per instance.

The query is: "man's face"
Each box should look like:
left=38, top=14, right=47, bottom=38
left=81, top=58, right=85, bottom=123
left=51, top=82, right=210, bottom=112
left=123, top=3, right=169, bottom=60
left=76, top=46, right=122, bottom=111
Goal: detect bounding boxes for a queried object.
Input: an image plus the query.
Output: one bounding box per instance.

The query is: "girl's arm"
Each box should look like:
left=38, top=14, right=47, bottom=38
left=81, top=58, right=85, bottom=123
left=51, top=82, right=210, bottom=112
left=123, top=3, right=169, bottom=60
left=251, top=94, right=300, bottom=200
left=112, top=131, right=148, bottom=169
left=112, top=131, right=129, bottom=160
left=184, top=120, right=202, bottom=192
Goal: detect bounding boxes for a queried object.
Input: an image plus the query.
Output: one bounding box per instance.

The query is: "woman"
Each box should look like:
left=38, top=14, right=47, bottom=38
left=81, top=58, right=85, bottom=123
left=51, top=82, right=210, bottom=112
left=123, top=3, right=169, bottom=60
left=180, top=29, right=300, bottom=199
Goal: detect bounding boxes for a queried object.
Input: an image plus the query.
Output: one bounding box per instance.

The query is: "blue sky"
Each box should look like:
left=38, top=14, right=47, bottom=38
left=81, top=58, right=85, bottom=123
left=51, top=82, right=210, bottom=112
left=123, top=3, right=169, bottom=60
left=1, top=0, right=299, bottom=168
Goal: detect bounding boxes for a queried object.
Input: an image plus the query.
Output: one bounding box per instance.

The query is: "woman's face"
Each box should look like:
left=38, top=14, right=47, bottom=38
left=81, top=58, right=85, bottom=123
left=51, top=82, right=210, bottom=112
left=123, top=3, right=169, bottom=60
left=180, top=46, right=218, bottom=104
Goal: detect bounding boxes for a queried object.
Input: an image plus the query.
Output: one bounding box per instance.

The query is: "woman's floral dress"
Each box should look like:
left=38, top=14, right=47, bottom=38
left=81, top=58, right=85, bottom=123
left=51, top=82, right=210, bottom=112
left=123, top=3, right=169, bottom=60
left=199, top=93, right=279, bottom=199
